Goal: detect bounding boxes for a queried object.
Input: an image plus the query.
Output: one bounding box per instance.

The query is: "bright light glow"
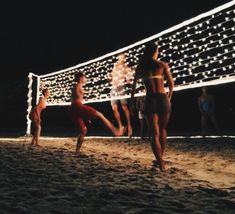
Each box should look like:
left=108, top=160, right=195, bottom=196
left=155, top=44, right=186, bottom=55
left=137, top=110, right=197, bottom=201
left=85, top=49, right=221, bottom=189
left=1, top=135, right=235, bottom=142
left=26, top=73, right=38, bottom=135
left=28, top=0, right=235, bottom=106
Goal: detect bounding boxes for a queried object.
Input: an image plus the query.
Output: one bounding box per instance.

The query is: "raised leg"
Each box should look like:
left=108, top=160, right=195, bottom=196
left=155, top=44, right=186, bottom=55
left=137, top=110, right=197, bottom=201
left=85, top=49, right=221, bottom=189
left=96, top=111, right=124, bottom=136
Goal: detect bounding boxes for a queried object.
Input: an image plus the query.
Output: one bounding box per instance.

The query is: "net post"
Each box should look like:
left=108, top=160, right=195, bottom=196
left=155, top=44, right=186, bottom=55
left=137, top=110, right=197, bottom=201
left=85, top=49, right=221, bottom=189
left=25, top=73, right=34, bottom=136
left=36, top=76, right=41, bottom=105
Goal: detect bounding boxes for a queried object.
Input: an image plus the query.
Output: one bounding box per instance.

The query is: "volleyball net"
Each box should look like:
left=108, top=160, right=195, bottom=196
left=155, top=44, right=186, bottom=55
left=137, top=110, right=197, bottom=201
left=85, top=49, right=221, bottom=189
left=26, top=0, right=235, bottom=134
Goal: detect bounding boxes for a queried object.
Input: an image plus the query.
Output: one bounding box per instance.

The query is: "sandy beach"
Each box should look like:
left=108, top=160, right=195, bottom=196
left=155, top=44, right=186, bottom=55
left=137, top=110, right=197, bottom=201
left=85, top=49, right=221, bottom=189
left=0, top=136, right=234, bottom=213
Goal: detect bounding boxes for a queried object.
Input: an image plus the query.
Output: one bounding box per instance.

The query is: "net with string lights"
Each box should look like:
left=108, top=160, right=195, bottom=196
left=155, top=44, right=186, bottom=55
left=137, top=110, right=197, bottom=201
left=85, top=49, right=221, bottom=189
left=26, top=0, right=235, bottom=135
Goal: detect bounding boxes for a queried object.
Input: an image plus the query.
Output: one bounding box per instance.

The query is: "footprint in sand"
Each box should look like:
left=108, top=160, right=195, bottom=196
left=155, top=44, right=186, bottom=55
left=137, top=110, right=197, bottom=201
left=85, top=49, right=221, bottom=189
left=73, top=153, right=88, bottom=158
left=69, top=172, right=80, bottom=179
left=122, top=157, right=131, bottom=161
left=111, top=156, right=118, bottom=159
left=168, top=167, right=179, bottom=174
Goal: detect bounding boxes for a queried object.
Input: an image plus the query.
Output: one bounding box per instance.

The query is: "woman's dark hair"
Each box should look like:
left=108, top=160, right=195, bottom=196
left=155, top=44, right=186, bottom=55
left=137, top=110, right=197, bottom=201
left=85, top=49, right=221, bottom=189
left=75, top=72, right=84, bottom=82
left=136, top=42, right=158, bottom=76
left=142, top=42, right=158, bottom=59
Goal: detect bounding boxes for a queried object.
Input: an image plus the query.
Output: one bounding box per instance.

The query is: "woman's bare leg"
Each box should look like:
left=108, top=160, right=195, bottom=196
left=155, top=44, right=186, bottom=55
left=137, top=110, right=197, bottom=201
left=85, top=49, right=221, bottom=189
left=148, top=114, right=165, bottom=172
left=159, top=113, right=170, bottom=157
left=31, top=123, right=36, bottom=145
left=35, top=124, right=41, bottom=146
left=145, top=117, right=151, bottom=140
left=31, top=120, right=41, bottom=146
left=139, top=118, right=144, bottom=139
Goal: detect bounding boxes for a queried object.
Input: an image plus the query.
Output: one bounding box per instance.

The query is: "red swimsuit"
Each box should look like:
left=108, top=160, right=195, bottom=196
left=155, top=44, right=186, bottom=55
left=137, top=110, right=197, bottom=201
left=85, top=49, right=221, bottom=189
left=69, top=99, right=97, bottom=132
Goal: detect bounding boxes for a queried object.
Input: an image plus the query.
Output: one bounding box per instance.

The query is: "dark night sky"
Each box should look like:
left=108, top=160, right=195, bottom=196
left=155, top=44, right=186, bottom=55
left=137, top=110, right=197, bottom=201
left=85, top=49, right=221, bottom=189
left=0, top=0, right=234, bottom=135
left=0, top=0, right=232, bottom=79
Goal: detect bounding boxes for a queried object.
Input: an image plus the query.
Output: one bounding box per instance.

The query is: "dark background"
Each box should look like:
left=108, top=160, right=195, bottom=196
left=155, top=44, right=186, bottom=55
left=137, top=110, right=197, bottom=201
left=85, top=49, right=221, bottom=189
left=0, top=0, right=234, bottom=136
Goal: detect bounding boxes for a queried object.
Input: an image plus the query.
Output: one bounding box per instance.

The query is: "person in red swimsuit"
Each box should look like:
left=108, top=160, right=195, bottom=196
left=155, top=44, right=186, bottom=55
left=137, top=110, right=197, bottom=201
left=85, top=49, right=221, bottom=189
left=131, top=42, right=174, bottom=172
left=69, top=72, right=125, bottom=155
left=29, top=88, right=50, bottom=146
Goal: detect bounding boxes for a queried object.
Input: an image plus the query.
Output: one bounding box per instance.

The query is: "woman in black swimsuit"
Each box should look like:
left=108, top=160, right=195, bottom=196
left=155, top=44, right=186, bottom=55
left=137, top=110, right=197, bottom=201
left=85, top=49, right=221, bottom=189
left=131, top=42, right=174, bottom=171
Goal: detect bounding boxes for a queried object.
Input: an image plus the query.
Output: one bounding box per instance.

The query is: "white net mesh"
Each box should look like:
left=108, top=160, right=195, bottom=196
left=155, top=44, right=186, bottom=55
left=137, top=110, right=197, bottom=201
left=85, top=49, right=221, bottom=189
left=35, top=1, right=235, bottom=106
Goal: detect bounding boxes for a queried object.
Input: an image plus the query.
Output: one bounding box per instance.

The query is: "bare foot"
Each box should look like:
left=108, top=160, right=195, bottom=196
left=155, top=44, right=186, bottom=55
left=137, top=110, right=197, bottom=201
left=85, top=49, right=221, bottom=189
left=31, top=144, right=41, bottom=148
left=74, top=151, right=87, bottom=158
left=159, top=161, right=165, bottom=172
left=31, top=142, right=37, bottom=147
left=113, top=126, right=126, bottom=136
left=153, top=160, right=165, bottom=172
left=128, top=126, right=133, bottom=138
left=120, top=126, right=126, bottom=136
left=152, top=160, right=159, bottom=167
left=75, top=150, right=80, bottom=155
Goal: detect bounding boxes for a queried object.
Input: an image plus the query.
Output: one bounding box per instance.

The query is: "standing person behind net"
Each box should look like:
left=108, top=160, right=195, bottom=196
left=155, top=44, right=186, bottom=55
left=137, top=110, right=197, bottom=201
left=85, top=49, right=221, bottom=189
left=130, top=42, right=174, bottom=172
left=109, top=53, right=133, bottom=137
left=29, top=88, right=50, bottom=146
left=198, top=86, right=220, bottom=137
left=135, top=96, right=150, bottom=139
left=69, top=72, right=125, bottom=155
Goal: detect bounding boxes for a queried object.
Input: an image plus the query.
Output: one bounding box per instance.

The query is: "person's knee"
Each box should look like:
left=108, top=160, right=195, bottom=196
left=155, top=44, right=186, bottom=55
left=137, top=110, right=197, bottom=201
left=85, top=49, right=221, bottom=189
left=121, top=104, right=128, bottom=111
left=152, top=126, right=160, bottom=135
left=80, top=126, right=87, bottom=135
left=34, top=122, right=41, bottom=130
left=95, top=111, right=103, bottom=118
left=112, top=104, right=118, bottom=112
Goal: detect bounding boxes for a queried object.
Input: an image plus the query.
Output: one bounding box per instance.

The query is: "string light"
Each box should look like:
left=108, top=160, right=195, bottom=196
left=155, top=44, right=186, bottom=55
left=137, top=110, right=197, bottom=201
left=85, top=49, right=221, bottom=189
left=30, top=1, right=235, bottom=107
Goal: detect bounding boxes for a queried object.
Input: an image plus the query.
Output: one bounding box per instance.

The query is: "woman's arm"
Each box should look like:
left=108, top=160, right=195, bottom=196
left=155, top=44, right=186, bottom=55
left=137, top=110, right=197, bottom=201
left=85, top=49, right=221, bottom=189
left=163, top=62, right=174, bottom=101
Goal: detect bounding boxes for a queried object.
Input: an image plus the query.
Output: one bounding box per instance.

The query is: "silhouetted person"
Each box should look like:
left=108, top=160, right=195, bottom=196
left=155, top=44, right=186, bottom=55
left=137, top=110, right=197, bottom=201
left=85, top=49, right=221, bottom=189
left=198, top=86, right=220, bottom=137
left=69, top=72, right=124, bottom=155
left=109, top=53, right=133, bottom=137
left=131, top=42, right=174, bottom=172
left=29, top=88, right=50, bottom=146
